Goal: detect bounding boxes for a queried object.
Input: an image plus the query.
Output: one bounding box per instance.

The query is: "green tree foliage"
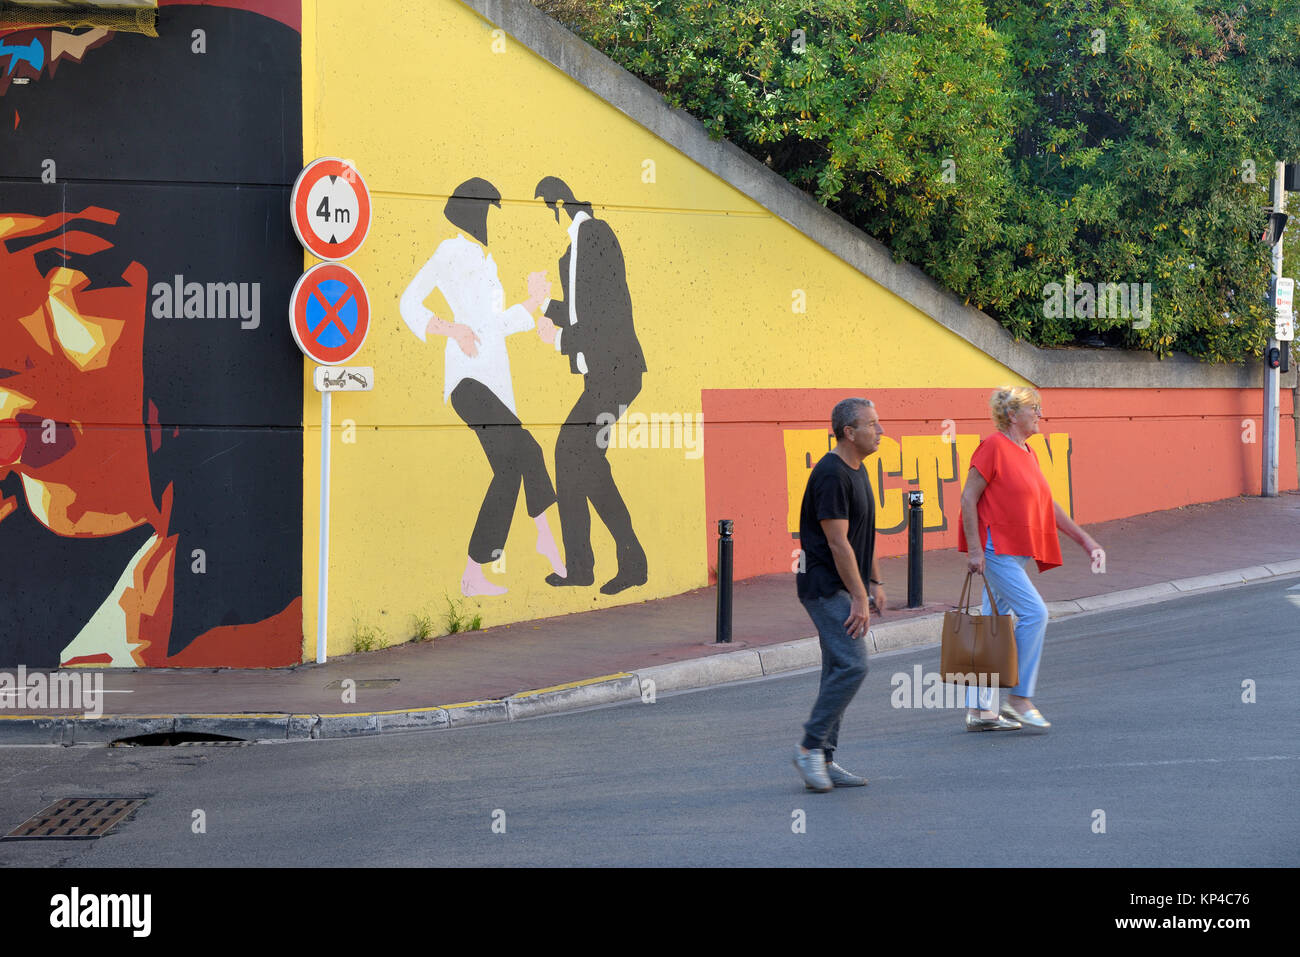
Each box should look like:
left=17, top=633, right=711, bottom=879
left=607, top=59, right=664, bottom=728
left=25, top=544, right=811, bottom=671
left=535, top=0, right=1300, bottom=362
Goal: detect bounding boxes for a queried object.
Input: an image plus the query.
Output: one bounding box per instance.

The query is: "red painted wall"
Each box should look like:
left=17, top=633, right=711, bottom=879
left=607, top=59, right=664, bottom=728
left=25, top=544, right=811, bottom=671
left=702, top=387, right=1297, bottom=581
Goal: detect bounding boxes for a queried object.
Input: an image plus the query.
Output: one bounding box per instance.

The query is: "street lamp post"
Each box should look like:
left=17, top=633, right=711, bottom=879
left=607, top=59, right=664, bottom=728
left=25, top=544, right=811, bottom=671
left=1264, top=161, right=1288, bottom=498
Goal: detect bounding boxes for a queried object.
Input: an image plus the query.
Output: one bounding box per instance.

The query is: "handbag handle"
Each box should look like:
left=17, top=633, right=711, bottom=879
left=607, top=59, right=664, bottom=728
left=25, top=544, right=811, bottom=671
left=963, top=570, right=1002, bottom=636
left=979, top=573, right=1000, bottom=636
left=957, top=571, right=975, bottom=613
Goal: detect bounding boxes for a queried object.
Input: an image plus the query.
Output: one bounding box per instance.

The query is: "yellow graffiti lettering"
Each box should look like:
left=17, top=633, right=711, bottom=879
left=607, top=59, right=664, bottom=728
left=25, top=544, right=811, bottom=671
left=1026, top=433, right=1073, bottom=516
left=864, top=436, right=904, bottom=533
left=784, top=430, right=1073, bottom=534
left=782, top=429, right=832, bottom=535
left=900, top=435, right=953, bottom=530
left=954, top=434, right=978, bottom=496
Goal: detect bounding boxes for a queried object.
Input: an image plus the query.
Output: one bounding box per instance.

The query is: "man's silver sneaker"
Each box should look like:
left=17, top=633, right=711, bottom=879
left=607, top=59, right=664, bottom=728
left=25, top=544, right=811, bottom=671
left=820, top=761, right=868, bottom=788
left=793, top=747, right=833, bottom=792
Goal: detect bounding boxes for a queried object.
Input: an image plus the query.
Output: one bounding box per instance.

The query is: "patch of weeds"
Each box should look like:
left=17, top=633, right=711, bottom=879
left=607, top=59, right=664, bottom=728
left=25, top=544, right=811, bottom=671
left=350, top=618, right=387, bottom=654
left=411, top=610, right=436, bottom=642
left=442, top=594, right=485, bottom=635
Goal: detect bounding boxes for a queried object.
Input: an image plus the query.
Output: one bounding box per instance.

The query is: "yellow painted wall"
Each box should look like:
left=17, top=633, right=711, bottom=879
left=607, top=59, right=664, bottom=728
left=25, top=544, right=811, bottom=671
left=299, top=0, right=1026, bottom=656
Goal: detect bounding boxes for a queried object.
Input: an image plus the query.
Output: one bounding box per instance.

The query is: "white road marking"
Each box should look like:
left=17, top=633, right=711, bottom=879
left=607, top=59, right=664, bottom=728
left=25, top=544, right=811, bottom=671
left=1036, top=755, right=1297, bottom=773
left=0, top=689, right=133, bottom=698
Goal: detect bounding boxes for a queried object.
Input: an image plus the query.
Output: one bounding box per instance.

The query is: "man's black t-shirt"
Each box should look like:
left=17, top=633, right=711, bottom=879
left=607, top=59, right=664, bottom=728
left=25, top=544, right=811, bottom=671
left=795, top=451, right=876, bottom=601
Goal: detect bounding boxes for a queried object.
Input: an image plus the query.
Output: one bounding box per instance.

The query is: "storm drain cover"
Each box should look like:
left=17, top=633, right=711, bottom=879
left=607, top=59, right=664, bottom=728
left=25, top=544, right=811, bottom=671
left=111, top=733, right=249, bottom=747
left=325, top=678, right=399, bottom=689
left=4, top=798, right=144, bottom=840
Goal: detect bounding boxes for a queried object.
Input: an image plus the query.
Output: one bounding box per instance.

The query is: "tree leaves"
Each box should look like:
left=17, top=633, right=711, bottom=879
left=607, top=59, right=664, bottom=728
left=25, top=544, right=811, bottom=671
left=539, top=0, right=1300, bottom=361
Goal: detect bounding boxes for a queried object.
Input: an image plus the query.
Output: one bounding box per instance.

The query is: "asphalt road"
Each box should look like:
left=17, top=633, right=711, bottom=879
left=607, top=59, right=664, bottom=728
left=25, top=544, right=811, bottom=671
left=1, top=577, right=1297, bottom=868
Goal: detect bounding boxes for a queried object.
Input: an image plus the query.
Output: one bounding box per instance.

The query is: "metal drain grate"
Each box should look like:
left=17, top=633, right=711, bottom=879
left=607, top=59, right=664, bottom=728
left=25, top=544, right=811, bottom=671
left=176, top=739, right=250, bottom=747
left=4, top=798, right=144, bottom=841
left=325, top=678, right=399, bottom=689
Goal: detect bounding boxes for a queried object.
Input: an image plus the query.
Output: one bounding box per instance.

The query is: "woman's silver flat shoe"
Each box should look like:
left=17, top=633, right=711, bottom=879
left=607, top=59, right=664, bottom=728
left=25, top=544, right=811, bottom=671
left=964, top=713, right=1021, bottom=732
left=1000, top=703, right=1050, bottom=731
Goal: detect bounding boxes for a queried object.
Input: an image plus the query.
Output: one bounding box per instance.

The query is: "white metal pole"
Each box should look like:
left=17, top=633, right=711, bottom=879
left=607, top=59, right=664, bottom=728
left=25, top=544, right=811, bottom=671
left=1264, top=162, right=1286, bottom=497
left=316, top=387, right=332, bottom=663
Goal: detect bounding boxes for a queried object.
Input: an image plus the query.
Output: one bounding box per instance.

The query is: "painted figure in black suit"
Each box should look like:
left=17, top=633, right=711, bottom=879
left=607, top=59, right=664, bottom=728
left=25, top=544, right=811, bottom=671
left=533, top=177, right=648, bottom=595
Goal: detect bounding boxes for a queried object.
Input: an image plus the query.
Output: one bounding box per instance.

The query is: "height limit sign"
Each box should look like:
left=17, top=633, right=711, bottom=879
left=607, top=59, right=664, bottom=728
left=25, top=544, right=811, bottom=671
left=291, top=157, right=372, bottom=262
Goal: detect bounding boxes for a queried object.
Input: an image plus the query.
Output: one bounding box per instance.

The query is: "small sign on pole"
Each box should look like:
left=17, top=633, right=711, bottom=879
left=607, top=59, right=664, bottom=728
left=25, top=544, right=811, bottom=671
left=313, top=366, right=375, bottom=392
left=1275, top=277, right=1294, bottom=341
left=290, top=262, right=371, bottom=366
left=291, top=157, right=372, bottom=262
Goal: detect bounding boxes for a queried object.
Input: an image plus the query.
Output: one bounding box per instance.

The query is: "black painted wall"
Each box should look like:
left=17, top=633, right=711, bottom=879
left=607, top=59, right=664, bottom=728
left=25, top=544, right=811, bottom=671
left=0, top=4, right=304, bottom=667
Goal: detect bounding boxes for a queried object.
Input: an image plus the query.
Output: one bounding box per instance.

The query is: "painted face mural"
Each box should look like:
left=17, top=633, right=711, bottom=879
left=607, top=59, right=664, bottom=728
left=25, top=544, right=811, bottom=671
left=0, top=3, right=304, bottom=668
left=1, top=207, right=151, bottom=532
left=399, top=176, right=650, bottom=601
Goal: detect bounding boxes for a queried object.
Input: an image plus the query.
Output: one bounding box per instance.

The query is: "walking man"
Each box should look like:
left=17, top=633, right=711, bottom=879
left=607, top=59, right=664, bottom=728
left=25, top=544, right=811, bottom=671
left=793, top=397, right=886, bottom=792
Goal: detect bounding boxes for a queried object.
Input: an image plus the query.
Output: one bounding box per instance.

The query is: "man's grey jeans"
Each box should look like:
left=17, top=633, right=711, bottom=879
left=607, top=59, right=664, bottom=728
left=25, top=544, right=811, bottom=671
left=800, top=589, right=869, bottom=758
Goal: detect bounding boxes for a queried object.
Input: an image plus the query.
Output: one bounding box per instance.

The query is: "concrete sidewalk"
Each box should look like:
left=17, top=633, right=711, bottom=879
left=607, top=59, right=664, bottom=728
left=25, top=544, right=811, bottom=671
left=3, top=493, right=1299, bottom=744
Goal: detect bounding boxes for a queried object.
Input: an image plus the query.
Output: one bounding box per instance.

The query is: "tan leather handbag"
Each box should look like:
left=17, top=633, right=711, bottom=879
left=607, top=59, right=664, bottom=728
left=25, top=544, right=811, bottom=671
left=941, top=572, right=1019, bottom=689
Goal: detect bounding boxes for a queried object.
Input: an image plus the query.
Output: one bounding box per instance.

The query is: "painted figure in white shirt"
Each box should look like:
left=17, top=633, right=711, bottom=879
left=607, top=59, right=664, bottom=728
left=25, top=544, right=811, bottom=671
left=399, top=178, right=565, bottom=596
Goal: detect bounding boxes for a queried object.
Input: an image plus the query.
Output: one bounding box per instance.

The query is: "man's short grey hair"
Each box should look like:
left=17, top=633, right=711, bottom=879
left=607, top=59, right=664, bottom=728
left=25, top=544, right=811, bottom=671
left=831, top=398, right=874, bottom=440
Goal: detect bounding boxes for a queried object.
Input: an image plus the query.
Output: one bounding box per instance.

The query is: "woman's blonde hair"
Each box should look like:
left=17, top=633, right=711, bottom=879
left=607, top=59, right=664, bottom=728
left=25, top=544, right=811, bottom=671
left=990, top=387, right=1041, bottom=431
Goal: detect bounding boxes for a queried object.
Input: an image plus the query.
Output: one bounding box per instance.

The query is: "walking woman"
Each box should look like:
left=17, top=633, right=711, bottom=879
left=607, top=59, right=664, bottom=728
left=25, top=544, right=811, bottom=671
left=399, top=178, right=565, bottom=596
left=957, top=387, right=1103, bottom=731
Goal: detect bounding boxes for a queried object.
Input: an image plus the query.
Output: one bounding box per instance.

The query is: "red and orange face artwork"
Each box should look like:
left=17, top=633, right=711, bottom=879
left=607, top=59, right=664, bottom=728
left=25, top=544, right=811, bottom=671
left=1, top=207, right=159, bottom=533
left=0, top=205, right=183, bottom=665
left=1, top=10, right=306, bottom=669
left=1, top=27, right=176, bottom=664
left=2, top=29, right=128, bottom=501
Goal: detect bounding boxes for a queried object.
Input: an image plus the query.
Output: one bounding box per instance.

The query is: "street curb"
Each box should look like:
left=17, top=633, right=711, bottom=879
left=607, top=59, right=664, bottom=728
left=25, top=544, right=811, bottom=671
left=637, top=655, right=765, bottom=694
left=3, top=563, right=1298, bottom=745
left=1076, top=583, right=1178, bottom=611
left=505, top=674, right=642, bottom=720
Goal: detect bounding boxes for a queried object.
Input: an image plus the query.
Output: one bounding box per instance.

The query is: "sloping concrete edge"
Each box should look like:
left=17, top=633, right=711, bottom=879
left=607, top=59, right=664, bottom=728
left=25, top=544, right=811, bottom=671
left=1263, top=558, right=1300, bottom=576
left=1076, top=583, right=1179, bottom=610
left=757, top=639, right=820, bottom=674
left=636, top=654, right=765, bottom=694
left=1170, top=569, right=1262, bottom=591
left=458, top=0, right=1285, bottom=391
left=506, top=674, right=642, bottom=719
left=5, top=563, right=1297, bottom=746
left=0, top=716, right=69, bottom=745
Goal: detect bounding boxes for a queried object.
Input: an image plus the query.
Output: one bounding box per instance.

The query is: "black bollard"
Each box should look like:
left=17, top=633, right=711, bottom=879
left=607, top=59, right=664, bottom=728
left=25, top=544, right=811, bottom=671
left=906, top=491, right=924, bottom=608
left=716, top=519, right=734, bottom=643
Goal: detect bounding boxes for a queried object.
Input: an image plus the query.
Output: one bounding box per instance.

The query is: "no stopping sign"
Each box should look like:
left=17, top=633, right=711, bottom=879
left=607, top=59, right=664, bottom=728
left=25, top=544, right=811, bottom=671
left=289, top=262, right=371, bottom=365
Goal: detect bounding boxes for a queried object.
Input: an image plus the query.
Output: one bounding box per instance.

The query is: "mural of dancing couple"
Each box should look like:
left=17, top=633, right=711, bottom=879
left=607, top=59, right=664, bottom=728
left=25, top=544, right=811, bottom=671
left=399, top=177, right=648, bottom=598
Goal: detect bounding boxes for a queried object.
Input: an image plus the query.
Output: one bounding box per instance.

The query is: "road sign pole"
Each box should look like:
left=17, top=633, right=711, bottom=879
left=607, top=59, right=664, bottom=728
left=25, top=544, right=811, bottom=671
left=1264, top=161, right=1286, bottom=498
left=291, top=160, right=373, bottom=666
left=316, top=389, right=332, bottom=664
